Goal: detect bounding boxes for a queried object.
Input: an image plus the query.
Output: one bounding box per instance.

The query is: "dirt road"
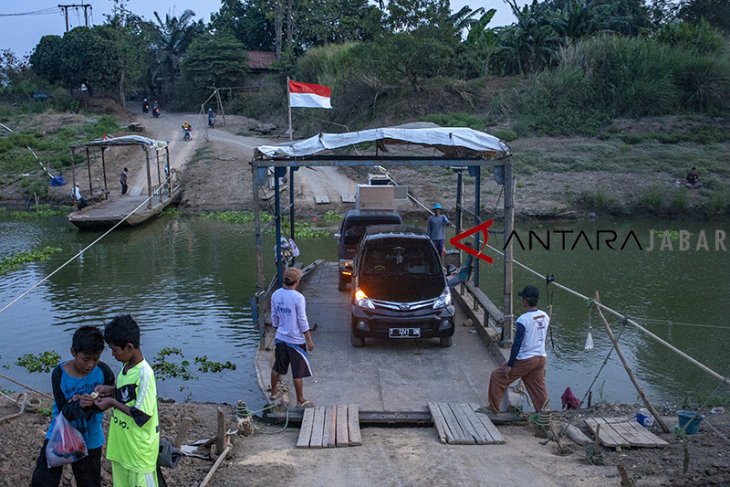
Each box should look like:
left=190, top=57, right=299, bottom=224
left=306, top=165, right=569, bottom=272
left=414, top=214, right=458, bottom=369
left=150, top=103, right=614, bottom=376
left=130, top=112, right=357, bottom=210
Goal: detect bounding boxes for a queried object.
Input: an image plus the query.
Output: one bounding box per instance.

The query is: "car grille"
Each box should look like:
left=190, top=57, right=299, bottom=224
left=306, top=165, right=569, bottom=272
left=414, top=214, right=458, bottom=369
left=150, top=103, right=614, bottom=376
left=370, top=298, right=436, bottom=311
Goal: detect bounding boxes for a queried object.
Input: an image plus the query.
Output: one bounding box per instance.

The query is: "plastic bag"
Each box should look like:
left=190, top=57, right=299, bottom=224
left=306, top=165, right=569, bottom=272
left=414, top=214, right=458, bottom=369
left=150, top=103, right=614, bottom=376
left=46, top=413, right=88, bottom=467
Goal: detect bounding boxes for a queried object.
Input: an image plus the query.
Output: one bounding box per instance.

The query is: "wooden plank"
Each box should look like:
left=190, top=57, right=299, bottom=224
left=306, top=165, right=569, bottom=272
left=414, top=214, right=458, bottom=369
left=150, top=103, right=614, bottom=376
left=437, top=403, right=470, bottom=444
left=454, top=403, right=490, bottom=444
left=428, top=402, right=450, bottom=444
left=296, top=407, right=316, bottom=448
left=614, top=422, right=668, bottom=447
left=468, top=403, right=505, bottom=444
left=585, top=418, right=628, bottom=447
left=449, top=404, right=480, bottom=444
left=347, top=404, right=362, bottom=446
left=341, top=193, right=355, bottom=203
left=336, top=404, right=349, bottom=447
left=314, top=194, right=330, bottom=204
left=322, top=406, right=337, bottom=448
left=309, top=406, right=326, bottom=448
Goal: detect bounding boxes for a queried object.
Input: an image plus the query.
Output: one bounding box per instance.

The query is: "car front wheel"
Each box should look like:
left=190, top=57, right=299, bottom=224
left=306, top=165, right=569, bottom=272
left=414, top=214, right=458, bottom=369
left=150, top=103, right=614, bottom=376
left=350, top=326, right=364, bottom=347
left=439, top=335, right=453, bottom=347
left=338, top=274, right=347, bottom=292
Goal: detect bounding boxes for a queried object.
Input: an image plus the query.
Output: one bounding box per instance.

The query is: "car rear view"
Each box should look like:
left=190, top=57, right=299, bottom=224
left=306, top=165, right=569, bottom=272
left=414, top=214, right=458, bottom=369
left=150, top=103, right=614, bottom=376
left=350, top=226, right=455, bottom=347
left=337, top=210, right=402, bottom=291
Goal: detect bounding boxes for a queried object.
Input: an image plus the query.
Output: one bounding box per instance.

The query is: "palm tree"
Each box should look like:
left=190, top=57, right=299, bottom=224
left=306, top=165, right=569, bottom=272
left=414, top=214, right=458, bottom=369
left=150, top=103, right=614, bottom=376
left=144, top=9, right=204, bottom=101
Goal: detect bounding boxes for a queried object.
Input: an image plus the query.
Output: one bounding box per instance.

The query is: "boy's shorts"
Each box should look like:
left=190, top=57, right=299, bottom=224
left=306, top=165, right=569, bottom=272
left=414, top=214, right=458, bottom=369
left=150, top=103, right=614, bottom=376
left=273, top=340, right=312, bottom=379
left=112, top=461, right=158, bottom=487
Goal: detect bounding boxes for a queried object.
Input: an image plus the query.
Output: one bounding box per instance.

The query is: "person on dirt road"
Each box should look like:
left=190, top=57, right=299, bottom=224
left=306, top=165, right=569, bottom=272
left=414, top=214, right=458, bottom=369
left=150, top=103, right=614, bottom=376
left=484, top=284, right=550, bottom=413
left=207, top=108, right=216, bottom=128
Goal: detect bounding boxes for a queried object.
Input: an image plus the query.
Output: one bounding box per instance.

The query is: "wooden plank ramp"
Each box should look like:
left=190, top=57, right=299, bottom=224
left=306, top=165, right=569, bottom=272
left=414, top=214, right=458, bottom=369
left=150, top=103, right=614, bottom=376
left=428, top=403, right=505, bottom=445
left=297, top=404, right=362, bottom=448
left=585, top=417, right=668, bottom=448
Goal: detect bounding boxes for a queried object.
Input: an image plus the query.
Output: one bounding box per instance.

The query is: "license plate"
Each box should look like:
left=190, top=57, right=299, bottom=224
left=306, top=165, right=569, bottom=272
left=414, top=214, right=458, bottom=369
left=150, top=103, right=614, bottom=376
left=389, top=327, right=421, bottom=338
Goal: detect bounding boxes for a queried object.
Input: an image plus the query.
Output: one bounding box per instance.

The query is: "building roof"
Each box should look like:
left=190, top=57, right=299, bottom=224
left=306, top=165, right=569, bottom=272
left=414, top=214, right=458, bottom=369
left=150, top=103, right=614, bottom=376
left=247, top=51, right=277, bottom=70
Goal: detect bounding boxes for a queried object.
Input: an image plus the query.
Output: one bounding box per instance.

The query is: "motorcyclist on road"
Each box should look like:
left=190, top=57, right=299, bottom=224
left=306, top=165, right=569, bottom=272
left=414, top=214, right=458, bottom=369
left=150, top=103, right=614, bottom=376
left=152, top=101, right=160, bottom=118
left=207, top=107, right=216, bottom=128
left=182, top=120, right=192, bottom=140
left=142, top=97, right=149, bottom=113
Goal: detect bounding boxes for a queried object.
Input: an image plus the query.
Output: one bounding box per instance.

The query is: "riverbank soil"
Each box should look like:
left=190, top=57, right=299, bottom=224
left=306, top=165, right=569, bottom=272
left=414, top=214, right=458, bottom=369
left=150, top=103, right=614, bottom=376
left=1, top=394, right=728, bottom=485
left=6, top=102, right=727, bottom=219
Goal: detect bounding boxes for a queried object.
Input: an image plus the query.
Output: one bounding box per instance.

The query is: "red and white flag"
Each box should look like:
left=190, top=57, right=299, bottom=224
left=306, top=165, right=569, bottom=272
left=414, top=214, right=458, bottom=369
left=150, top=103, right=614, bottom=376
left=288, top=80, right=332, bottom=109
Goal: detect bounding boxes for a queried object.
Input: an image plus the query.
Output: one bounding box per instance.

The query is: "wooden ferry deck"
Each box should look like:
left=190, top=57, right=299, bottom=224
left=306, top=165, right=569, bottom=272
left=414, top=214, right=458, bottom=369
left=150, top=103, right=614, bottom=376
left=255, top=262, right=508, bottom=417
left=68, top=188, right=178, bottom=230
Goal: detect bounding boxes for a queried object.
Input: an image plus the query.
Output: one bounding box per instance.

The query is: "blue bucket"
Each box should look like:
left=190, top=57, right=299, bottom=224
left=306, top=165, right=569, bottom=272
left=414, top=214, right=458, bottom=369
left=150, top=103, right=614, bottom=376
left=677, top=410, right=704, bottom=434
left=50, top=175, right=66, bottom=187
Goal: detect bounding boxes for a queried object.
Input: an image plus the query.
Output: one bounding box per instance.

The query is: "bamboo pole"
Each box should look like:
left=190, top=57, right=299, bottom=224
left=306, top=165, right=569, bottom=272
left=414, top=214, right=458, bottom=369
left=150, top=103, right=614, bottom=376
left=198, top=444, right=231, bottom=487
left=593, top=291, right=670, bottom=433
left=486, top=245, right=729, bottom=385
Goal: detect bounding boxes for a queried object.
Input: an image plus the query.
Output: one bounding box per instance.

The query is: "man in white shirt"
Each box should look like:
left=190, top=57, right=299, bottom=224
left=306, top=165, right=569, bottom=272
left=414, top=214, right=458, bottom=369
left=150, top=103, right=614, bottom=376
left=270, top=267, right=315, bottom=408
left=486, top=284, right=550, bottom=412
left=72, top=184, right=88, bottom=209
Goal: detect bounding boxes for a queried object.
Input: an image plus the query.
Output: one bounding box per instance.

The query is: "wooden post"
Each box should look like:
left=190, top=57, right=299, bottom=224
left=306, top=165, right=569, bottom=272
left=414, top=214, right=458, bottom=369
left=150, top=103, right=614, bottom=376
left=100, top=147, right=108, bottom=198
left=174, top=417, right=192, bottom=448
left=145, top=148, right=152, bottom=208
left=216, top=407, right=225, bottom=454
left=85, top=147, right=93, bottom=196
left=593, top=291, right=670, bottom=433
left=252, top=163, right=265, bottom=293
left=502, top=160, right=514, bottom=343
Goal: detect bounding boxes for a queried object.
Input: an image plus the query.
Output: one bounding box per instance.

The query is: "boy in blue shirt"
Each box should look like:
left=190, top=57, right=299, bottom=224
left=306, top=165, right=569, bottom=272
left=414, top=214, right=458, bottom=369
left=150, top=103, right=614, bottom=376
left=31, top=326, right=115, bottom=487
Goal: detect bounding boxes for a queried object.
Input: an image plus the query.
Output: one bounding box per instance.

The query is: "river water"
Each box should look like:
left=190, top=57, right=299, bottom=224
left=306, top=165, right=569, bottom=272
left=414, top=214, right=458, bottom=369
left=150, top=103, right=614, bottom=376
left=1, top=214, right=728, bottom=411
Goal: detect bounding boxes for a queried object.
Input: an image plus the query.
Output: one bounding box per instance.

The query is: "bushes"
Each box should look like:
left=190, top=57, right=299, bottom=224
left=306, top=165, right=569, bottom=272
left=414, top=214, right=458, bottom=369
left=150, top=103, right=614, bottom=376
left=506, top=32, right=730, bottom=135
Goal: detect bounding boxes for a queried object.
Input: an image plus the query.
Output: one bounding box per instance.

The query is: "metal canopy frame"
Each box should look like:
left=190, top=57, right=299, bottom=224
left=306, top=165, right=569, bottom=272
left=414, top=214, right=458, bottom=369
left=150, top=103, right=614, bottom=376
left=70, top=137, right=171, bottom=209
left=250, top=145, right=516, bottom=343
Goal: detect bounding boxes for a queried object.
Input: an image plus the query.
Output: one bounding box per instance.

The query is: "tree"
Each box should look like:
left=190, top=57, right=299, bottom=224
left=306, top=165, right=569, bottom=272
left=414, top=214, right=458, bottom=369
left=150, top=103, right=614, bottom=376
left=295, top=0, right=385, bottom=48
left=143, top=9, right=206, bottom=101
left=678, top=0, right=730, bottom=34
left=179, top=32, right=249, bottom=101
left=362, top=28, right=456, bottom=92
left=58, top=28, right=123, bottom=96
left=210, top=0, right=276, bottom=50
left=463, top=9, right=503, bottom=77
left=29, top=36, right=64, bottom=84
left=104, top=1, right=149, bottom=105
left=386, top=0, right=452, bottom=33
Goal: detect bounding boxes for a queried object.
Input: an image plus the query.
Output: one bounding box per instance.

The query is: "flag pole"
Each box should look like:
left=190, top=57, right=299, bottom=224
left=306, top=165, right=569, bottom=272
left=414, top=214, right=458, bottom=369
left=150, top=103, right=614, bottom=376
left=287, top=77, right=293, bottom=141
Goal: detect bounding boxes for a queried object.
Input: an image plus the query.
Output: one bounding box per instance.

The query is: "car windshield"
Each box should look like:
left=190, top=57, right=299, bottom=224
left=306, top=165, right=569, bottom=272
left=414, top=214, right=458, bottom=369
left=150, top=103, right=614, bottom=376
left=361, top=239, right=441, bottom=277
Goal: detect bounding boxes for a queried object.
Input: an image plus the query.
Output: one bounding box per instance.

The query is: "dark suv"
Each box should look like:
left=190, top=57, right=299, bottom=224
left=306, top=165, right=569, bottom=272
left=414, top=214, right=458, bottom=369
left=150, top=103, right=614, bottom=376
left=336, top=209, right=402, bottom=291
left=350, top=225, right=455, bottom=347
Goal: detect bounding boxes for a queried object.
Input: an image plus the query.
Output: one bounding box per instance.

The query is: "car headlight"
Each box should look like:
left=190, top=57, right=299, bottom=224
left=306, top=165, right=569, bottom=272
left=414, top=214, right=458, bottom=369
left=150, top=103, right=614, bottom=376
left=433, top=287, right=452, bottom=309
left=354, top=288, right=375, bottom=309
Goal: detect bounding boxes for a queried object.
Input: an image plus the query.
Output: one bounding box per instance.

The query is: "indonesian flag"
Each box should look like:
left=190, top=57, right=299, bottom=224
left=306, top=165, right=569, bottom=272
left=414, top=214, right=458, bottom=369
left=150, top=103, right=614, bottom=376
left=288, top=80, right=332, bottom=109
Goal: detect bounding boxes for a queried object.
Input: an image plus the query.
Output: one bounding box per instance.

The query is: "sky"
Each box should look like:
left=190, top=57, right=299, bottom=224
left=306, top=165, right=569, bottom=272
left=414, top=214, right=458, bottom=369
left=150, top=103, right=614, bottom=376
left=0, top=0, right=522, bottom=59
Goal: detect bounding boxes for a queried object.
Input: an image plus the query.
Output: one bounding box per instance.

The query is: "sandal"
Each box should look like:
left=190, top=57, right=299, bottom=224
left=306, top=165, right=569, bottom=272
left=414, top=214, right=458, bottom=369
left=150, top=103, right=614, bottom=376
left=297, top=400, right=315, bottom=408
left=475, top=406, right=498, bottom=415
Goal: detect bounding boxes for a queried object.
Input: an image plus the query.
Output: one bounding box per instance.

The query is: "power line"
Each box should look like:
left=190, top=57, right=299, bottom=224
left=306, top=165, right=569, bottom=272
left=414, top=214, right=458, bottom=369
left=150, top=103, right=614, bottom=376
left=0, top=7, right=61, bottom=17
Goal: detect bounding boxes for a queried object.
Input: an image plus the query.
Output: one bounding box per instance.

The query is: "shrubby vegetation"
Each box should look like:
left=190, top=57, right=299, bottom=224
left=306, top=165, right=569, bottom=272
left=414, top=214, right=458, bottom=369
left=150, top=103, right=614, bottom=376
left=0, top=0, right=725, bottom=136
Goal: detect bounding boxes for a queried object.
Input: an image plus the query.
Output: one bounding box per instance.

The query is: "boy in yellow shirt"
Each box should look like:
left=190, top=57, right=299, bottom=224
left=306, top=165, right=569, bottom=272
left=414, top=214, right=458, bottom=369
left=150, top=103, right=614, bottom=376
left=94, top=315, right=159, bottom=487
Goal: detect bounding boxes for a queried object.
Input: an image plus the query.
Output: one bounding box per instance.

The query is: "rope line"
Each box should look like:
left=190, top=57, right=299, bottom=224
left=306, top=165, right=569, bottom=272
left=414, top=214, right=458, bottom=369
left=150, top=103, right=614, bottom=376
left=0, top=183, right=169, bottom=316
left=484, top=241, right=730, bottom=384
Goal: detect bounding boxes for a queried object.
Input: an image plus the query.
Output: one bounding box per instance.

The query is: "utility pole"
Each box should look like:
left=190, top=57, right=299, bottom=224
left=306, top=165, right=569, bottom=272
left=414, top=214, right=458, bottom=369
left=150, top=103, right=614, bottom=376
left=58, top=3, right=92, bottom=32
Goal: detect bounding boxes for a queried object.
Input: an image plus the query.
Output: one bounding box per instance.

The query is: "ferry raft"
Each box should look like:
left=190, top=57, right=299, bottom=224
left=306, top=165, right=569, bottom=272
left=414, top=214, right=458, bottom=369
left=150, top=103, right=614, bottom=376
left=249, top=126, right=524, bottom=438
left=68, top=136, right=179, bottom=230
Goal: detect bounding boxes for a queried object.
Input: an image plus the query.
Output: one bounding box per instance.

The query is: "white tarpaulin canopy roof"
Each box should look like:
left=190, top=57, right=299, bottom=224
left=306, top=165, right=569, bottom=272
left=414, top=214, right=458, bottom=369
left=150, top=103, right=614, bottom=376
left=254, top=126, right=510, bottom=160
left=78, top=135, right=168, bottom=150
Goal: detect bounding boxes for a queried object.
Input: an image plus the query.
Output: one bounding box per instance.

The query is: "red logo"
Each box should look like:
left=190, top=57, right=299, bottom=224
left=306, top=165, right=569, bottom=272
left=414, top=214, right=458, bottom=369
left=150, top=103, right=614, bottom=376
left=449, top=219, right=494, bottom=264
